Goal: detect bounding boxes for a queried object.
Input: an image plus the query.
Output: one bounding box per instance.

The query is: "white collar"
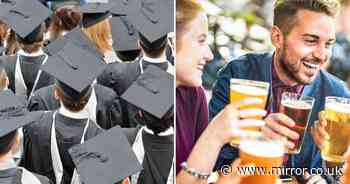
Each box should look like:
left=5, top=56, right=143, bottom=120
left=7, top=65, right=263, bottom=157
left=59, top=103, right=90, bottom=119
left=0, top=158, right=16, bottom=170
left=142, top=56, right=167, bottom=63
left=143, top=126, right=174, bottom=136
left=17, top=49, right=45, bottom=57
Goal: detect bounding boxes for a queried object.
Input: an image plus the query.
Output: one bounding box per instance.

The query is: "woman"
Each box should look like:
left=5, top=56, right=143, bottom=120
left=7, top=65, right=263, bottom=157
left=48, top=5, right=82, bottom=42
left=82, top=18, right=121, bottom=64
left=176, top=0, right=267, bottom=183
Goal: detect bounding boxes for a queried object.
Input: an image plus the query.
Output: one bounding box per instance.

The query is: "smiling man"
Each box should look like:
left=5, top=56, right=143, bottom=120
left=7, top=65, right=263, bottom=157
left=209, top=0, right=350, bottom=183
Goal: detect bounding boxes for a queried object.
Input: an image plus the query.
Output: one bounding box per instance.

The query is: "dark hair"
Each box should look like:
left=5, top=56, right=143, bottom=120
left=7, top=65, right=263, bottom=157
left=115, top=50, right=141, bottom=62
left=0, top=130, right=17, bottom=155
left=274, top=0, right=340, bottom=35
left=138, top=107, right=173, bottom=136
left=139, top=34, right=168, bottom=58
left=5, top=30, right=19, bottom=55
left=55, top=82, right=91, bottom=112
left=16, top=24, right=45, bottom=53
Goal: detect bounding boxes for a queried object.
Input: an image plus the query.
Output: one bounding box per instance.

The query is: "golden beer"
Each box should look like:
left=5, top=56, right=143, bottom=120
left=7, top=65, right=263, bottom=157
left=230, top=79, right=269, bottom=146
left=321, top=97, right=350, bottom=163
left=239, top=139, right=284, bottom=184
left=280, top=92, right=314, bottom=154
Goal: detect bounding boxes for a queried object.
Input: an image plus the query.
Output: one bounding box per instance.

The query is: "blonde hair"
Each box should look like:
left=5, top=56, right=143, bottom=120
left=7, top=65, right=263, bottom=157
left=0, top=69, right=7, bottom=91
left=176, top=0, right=204, bottom=49
left=82, top=19, right=113, bottom=54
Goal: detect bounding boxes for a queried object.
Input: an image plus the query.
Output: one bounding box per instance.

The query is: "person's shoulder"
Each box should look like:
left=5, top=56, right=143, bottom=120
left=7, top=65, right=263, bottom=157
left=227, top=52, right=271, bottom=65
left=32, top=85, right=54, bottom=97
left=24, top=111, right=53, bottom=132
left=0, top=55, right=16, bottom=67
left=319, top=70, right=350, bottom=96
left=94, top=84, right=118, bottom=98
left=220, top=52, right=272, bottom=75
left=176, top=86, right=206, bottom=101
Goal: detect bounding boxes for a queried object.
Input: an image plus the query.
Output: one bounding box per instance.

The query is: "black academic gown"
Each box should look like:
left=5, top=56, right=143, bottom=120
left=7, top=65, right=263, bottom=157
left=27, top=84, right=124, bottom=129
left=0, top=167, right=52, bottom=184
left=20, top=111, right=103, bottom=184
left=97, top=59, right=171, bottom=128
left=0, top=55, right=54, bottom=98
left=123, top=128, right=174, bottom=184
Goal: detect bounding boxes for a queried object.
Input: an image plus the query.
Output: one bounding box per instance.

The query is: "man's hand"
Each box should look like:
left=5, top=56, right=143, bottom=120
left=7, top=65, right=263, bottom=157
left=262, top=113, right=299, bottom=149
left=310, top=111, right=329, bottom=150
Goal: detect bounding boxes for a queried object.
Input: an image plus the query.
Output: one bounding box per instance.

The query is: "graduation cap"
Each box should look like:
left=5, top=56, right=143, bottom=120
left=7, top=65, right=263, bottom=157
left=41, top=40, right=106, bottom=100
left=121, top=65, right=173, bottom=119
left=110, top=16, right=139, bottom=52
left=81, top=0, right=116, bottom=28
left=69, top=126, right=142, bottom=184
left=47, top=0, right=80, bottom=10
left=44, top=27, right=103, bottom=59
left=126, top=0, right=174, bottom=50
left=0, top=0, right=52, bottom=40
left=0, top=90, right=43, bottom=137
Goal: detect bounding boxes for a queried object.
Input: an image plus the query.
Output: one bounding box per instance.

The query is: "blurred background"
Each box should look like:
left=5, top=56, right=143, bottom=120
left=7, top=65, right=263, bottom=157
left=201, top=0, right=350, bottom=99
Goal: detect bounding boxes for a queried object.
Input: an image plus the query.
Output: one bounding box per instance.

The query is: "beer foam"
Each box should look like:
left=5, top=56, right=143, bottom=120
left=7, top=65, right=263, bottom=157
left=239, top=139, right=284, bottom=157
left=326, top=102, right=350, bottom=114
left=231, top=85, right=268, bottom=96
left=281, top=100, right=312, bottom=110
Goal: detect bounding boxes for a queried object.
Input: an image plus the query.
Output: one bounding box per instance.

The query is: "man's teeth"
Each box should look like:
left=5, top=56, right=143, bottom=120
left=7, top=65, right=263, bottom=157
left=303, top=62, right=319, bottom=69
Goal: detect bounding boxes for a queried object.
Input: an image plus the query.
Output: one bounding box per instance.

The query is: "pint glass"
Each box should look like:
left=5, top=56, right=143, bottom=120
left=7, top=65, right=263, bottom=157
left=321, top=97, right=350, bottom=163
left=280, top=92, right=314, bottom=154
left=239, top=138, right=284, bottom=184
left=230, top=79, right=269, bottom=146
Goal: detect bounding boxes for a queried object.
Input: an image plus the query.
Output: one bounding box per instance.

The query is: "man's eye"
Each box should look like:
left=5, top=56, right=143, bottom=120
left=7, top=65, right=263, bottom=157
left=305, top=40, right=316, bottom=44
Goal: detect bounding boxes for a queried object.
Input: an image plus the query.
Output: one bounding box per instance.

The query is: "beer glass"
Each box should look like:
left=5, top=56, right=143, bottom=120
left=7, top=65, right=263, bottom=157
left=239, top=138, right=285, bottom=184
left=321, top=97, right=350, bottom=163
left=280, top=92, right=314, bottom=154
left=230, top=79, right=269, bottom=146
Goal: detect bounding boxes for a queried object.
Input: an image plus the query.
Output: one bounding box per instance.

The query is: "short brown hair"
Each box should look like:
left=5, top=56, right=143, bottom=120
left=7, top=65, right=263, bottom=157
left=55, top=84, right=91, bottom=112
left=274, top=0, right=340, bottom=35
left=49, top=6, right=82, bottom=41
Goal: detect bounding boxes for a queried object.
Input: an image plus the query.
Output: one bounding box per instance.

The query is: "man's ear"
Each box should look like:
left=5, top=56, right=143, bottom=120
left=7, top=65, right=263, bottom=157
left=270, top=26, right=285, bottom=50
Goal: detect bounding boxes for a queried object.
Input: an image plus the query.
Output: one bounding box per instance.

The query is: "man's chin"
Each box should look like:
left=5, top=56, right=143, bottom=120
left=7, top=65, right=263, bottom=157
left=296, top=75, right=316, bottom=85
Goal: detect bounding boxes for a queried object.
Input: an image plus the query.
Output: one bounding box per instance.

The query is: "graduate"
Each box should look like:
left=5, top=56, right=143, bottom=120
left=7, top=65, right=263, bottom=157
left=20, top=40, right=106, bottom=184
left=28, top=29, right=124, bottom=129
left=0, top=90, right=51, bottom=184
left=121, top=66, right=174, bottom=184
left=97, top=0, right=174, bottom=127
left=0, top=0, right=54, bottom=99
left=68, top=126, right=142, bottom=184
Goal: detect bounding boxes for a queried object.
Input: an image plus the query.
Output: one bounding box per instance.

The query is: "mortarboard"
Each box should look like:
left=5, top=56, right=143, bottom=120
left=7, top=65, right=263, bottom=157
left=81, top=0, right=115, bottom=28
left=121, top=65, right=173, bottom=119
left=69, top=126, right=142, bottom=184
left=0, top=90, right=43, bottom=137
left=0, top=0, right=52, bottom=39
left=44, top=27, right=103, bottom=59
left=110, top=16, right=139, bottom=52
left=126, top=0, right=174, bottom=50
left=41, top=41, right=106, bottom=100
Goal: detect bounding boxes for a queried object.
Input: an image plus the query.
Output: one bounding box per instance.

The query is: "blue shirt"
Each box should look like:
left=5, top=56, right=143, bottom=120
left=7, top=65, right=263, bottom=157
left=209, top=52, right=350, bottom=181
